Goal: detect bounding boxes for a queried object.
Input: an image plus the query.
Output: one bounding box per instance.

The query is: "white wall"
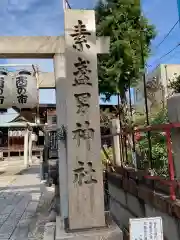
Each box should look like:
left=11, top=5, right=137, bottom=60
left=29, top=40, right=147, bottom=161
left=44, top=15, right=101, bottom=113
left=133, top=81, right=151, bottom=112
left=160, top=64, right=180, bottom=98
left=133, top=64, right=180, bottom=112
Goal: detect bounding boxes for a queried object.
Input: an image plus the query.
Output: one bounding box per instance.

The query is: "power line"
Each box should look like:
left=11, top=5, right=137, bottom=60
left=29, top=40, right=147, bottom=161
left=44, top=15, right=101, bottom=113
left=155, top=20, right=179, bottom=49
left=148, top=43, right=180, bottom=69
left=148, top=46, right=180, bottom=73
left=163, top=48, right=180, bottom=62
left=157, top=43, right=180, bottom=61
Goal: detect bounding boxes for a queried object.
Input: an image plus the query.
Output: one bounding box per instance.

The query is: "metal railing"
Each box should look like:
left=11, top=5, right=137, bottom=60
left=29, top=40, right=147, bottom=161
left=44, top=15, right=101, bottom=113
left=101, top=122, right=180, bottom=201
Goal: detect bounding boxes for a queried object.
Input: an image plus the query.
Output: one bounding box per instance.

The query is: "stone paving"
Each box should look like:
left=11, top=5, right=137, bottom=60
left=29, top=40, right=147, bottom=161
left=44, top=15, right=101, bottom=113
left=0, top=159, right=54, bottom=240
left=0, top=159, right=26, bottom=191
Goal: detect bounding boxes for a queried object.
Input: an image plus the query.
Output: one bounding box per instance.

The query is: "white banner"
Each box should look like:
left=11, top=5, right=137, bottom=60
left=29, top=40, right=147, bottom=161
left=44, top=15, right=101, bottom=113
left=0, top=70, right=13, bottom=108
left=13, top=70, right=38, bottom=109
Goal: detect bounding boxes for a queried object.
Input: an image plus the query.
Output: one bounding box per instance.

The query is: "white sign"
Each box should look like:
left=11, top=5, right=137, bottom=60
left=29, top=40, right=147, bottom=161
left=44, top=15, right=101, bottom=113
left=13, top=70, right=38, bottom=109
left=129, top=217, right=163, bottom=240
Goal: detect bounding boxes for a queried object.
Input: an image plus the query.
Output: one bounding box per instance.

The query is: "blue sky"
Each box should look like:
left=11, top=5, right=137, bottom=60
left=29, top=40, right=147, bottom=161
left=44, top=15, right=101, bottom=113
left=0, top=0, right=179, bottom=107
left=142, top=0, right=180, bottom=72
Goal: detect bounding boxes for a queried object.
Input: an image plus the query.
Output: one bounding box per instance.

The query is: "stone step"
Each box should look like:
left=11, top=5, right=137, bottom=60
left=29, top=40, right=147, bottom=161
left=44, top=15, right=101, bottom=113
left=55, top=216, right=123, bottom=240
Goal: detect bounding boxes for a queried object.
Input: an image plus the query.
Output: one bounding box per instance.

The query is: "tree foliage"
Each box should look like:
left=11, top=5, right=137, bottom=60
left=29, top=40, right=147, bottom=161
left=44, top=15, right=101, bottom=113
left=137, top=108, right=168, bottom=175
left=168, top=73, right=180, bottom=94
left=95, top=0, right=156, bottom=101
left=100, top=108, right=117, bottom=129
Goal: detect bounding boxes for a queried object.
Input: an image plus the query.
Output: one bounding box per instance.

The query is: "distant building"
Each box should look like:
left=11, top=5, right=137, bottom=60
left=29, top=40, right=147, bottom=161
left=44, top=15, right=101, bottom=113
left=133, top=64, right=180, bottom=112
left=0, top=105, right=47, bottom=158
left=0, top=104, right=117, bottom=157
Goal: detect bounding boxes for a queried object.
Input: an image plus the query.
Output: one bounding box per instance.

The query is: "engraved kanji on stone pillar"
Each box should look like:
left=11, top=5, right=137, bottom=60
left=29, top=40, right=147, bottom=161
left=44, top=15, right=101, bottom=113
left=64, top=9, right=106, bottom=230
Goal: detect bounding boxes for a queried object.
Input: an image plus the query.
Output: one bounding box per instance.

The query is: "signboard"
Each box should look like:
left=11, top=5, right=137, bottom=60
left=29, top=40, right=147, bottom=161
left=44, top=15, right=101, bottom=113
left=48, top=131, right=58, bottom=159
left=129, top=217, right=163, bottom=240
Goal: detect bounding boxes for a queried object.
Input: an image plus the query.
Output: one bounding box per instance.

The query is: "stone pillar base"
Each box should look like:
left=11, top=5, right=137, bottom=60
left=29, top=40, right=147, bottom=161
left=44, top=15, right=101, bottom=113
left=55, top=214, right=123, bottom=240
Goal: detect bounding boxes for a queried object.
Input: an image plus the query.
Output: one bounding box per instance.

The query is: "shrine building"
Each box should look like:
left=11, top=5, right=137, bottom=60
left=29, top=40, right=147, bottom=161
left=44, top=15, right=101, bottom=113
left=0, top=104, right=117, bottom=158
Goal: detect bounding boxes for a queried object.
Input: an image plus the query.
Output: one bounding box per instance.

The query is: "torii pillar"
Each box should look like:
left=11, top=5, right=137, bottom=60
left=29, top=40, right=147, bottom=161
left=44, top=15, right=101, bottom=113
left=54, top=11, right=111, bottom=230
left=24, top=127, right=29, bottom=168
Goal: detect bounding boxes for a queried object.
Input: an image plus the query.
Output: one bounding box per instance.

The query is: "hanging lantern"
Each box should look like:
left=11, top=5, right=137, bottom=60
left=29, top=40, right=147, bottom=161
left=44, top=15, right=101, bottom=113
left=17, top=130, right=21, bottom=137
left=21, top=131, right=26, bottom=136
left=8, top=130, right=13, bottom=137
left=39, top=130, right=44, bottom=136
left=13, top=131, right=18, bottom=137
left=32, top=133, right=37, bottom=142
left=18, top=130, right=22, bottom=137
left=0, top=69, right=13, bottom=109
left=13, top=70, right=38, bottom=109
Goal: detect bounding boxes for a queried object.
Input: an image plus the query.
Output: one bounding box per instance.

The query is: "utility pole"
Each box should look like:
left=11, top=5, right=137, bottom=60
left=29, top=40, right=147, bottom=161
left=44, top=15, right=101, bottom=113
left=139, top=22, right=153, bottom=168
left=138, top=0, right=152, bottom=167
left=128, top=85, right=137, bottom=168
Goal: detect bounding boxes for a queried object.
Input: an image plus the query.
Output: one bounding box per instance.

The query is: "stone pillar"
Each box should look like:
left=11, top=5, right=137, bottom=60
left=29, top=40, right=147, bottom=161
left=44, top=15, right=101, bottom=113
left=111, top=119, right=121, bottom=166
left=53, top=53, right=68, bottom=219
left=24, top=128, right=29, bottom=167
left=167, top=94, right=180, bottom=179
left=64, top=9, right=105, bottom=230
left=41, top=131, right=49, bottom=181
left=28, top=131, right=33, bottom=165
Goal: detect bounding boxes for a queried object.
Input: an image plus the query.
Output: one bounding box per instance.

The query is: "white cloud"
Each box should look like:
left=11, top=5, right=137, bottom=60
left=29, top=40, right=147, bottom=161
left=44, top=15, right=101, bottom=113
left=7, top=0, right=38, bottom=12
left=0, top=0, right=63, bottom=35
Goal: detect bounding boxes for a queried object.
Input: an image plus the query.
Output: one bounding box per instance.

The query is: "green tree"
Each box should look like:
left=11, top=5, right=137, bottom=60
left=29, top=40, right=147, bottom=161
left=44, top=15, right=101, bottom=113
left=168, top=73, right=180, bottom=94
left=137, top=108, right=168, bottom=175
left=100, top=108, right=116, bottom=129
left=95, top=0, right=156, bottom=103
